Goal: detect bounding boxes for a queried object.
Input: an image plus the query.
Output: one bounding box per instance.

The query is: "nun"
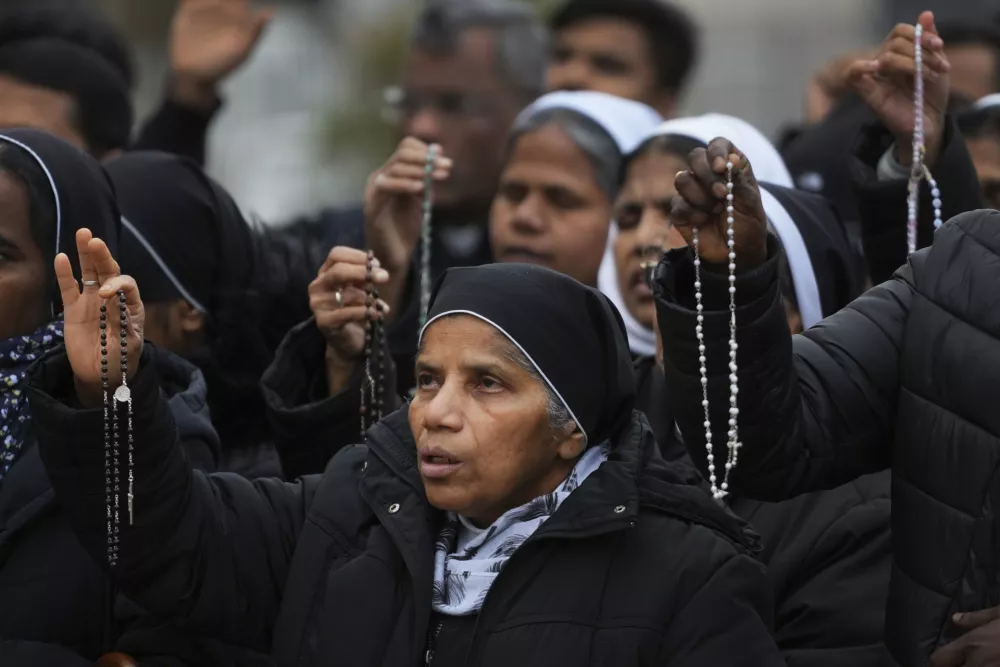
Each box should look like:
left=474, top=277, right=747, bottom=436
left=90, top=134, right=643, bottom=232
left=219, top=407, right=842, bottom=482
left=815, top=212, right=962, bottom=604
left=262, top=91, right=664, bottom=479
left=105, top=151, right=296, bottom=478
left=0, top=132, right=217, bottom=666
left=29, top=248, right=783, bottom=666
left=602, top=117, right=893, bottom=667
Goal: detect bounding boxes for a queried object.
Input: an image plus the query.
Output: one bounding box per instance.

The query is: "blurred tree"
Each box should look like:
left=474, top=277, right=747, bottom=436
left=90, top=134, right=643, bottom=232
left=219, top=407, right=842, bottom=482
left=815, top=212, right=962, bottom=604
left=323, top=0, right=560, bottom=173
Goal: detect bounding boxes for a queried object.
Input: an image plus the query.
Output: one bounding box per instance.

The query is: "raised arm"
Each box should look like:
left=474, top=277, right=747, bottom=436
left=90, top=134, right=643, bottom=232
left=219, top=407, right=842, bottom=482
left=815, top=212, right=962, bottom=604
left=654, top=138, right=906, bottom=501
left=27, top=229, right=312, bottom=651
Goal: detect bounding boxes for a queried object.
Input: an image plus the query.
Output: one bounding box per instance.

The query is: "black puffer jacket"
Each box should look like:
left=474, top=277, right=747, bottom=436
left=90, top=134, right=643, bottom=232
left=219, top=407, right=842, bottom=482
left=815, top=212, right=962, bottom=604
left=28, top=345, right=782, bottom=667
left=654, top=211, right=1000, bottom=666
left=1, top=348, right=218, bottom=666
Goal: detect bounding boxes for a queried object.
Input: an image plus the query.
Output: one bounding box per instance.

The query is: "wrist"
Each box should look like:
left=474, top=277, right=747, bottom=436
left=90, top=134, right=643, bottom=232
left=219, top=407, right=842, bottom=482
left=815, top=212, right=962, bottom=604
left=73, top=378, right=105, bottom=409
left=168, top=74, right=220, bottom=111
left=324, top=345, right=357, bottom=396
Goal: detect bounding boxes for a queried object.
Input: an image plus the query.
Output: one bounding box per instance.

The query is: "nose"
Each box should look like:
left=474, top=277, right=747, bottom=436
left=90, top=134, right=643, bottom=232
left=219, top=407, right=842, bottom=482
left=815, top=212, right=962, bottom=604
left=547, top=57, right=591, bottom=93
left=404, top=108, right=442, bottom=146
left=421, top=378, right=463, bottom=433
left=635, top=207, right=684, bottom=254
left=509, top=193, right=546, bottom=236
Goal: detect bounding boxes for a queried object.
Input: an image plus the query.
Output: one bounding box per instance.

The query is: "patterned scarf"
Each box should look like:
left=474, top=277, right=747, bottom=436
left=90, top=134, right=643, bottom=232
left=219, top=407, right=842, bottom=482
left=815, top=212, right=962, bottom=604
left=431, top=442, right=610, bottom=616
left=0, top=321, right=63, bottom=483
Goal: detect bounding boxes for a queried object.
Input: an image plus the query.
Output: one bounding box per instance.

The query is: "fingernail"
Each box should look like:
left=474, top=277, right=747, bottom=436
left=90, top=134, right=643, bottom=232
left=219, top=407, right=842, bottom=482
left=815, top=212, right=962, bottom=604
left=931, top=36, right=943, bottom=49
left=433, top=170, right=449, bottom=180
left=954, top=613, right=963, bottom=622
left=375, top=269, right=389, bottom=281
left=438, top=157, right=453, bottom=168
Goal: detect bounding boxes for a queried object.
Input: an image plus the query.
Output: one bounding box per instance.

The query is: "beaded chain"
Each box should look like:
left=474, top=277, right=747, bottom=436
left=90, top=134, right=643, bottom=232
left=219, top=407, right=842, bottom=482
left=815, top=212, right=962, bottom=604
left=360, top=251, right=386, bottom=440
left=419, top=145, right=437, bottom=327
left=907, top=22, right=944, bottom=256
left=102, top=290, right=133, bottom=566
left=691, top=161, right=741, bottom=503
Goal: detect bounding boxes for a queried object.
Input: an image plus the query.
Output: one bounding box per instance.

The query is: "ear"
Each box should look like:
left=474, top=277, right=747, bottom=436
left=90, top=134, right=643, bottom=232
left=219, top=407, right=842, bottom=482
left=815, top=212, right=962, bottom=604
left=556, top=428, right=586, bottom=461
left=174, top=300, right=206, bottom=333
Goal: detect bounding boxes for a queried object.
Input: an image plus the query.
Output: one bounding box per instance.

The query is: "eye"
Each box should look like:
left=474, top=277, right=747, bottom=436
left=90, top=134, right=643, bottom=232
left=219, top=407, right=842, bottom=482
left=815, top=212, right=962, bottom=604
left=478, top=376, right=504, bottom=393
left=416, top=372, right=439, bottom=390
left=499, top=182, right=527, bottom=205
left=591, top=54, right=630, bottom=76
left=546, top=187, right=585, bottom=210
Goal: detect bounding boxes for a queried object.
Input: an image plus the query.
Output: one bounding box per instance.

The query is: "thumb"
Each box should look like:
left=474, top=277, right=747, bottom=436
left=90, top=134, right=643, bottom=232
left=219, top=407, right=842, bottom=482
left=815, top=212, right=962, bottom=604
left=953, top=606, right=1000, bottom=631
left=920, top=10, right=937, bottom=36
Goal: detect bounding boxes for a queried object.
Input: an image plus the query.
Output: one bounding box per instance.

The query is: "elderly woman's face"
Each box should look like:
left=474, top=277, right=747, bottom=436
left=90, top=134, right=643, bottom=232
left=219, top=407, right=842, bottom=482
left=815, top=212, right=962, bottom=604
left=612, top=150, right=688, bottom=329
left=490, top=124, right=613, bottom=287
left=0, top=170, right=49, bottom=340
left=410, top=315, right=584, bottom=527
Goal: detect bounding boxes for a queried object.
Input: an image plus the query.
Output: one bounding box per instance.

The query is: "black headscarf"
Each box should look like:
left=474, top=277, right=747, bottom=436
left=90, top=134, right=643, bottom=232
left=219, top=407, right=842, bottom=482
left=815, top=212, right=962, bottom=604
left=0, top=128, right=121, bottom=313
left=106, top=151, right=271, bottom=455
left=0, top=39, right=132, bottom=154
left=421, top=263, right=636, bottom=446
left=106, top=151, right=259, bottom=314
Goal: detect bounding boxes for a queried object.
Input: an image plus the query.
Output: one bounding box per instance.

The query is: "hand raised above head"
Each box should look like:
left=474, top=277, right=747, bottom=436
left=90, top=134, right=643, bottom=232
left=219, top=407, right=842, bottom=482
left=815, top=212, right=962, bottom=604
left=363, top=137, right=452, bottom=274
left=846, top=11, right=949, bottom=167
left=55, top=228, right=144, bottom=407
left=669, top=137, right=768, bottom=273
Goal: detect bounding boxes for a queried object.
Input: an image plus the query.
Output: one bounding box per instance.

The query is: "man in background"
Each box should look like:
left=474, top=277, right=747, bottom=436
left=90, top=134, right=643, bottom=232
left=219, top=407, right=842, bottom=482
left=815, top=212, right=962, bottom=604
left=546, top=0, right=699, bottom=118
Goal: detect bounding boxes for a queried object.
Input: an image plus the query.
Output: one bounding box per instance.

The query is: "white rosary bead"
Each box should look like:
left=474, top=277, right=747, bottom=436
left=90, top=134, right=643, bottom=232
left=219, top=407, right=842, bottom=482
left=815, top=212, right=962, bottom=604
left=691, top=162, right=741, bottom=504
left=906, top=22, right=945, bottom=254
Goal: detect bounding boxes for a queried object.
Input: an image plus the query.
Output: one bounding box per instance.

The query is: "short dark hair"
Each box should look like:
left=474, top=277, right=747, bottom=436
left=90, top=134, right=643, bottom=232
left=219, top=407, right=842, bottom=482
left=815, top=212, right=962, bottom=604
left=938, top=21, right=1000, bottom=91
left=412, top=0, right=549, bottom=102
left=549, top=0, right=699, bottom=97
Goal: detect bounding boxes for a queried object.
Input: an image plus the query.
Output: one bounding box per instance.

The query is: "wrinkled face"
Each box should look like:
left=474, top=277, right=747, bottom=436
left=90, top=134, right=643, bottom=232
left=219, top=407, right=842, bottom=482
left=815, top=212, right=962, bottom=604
left=0, top=169, right=49, bottom=340
left=399, top=29, right=523, bottom=208
left=966, top=132, right=1000, bottom=209
left=946, top=44, right=998, bottom=102
left=410, top=316, right=582, bottom=527
left=490, top=124, right=612, bottom=287
left=548, top=18, right=672, bottom=116
left=0, top=75, right=86, bottom=151
left=612, top=150, right=688, bottom=328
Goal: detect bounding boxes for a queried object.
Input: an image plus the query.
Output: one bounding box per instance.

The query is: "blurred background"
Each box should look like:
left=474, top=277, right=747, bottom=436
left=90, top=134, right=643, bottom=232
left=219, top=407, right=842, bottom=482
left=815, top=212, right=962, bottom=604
left=37, top=0, right=1000, bottom=221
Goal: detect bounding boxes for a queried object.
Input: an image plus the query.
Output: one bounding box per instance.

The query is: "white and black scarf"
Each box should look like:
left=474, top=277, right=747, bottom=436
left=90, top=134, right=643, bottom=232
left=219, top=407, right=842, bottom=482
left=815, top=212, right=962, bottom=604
left=431, top=442, right=610, bottom=616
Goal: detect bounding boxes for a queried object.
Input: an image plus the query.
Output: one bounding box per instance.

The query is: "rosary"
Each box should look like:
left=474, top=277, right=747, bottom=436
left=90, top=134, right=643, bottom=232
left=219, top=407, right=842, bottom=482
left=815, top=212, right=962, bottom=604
left=907, top=22, right=944, bottom=255
left=419, top=145, right=437, bottom=327
left=360, top=251, right=386, bottom=440
left=690, top=163, right=740, bottom=503
left=102, top=290, right=133, bottom=566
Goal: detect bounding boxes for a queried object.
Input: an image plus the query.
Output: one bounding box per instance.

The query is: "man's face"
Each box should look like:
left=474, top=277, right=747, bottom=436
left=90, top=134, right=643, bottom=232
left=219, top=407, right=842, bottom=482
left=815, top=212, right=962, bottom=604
left=397, top=29, right=523, bottom=209
left=0, top=75, right=86, bottom=151
left=946, top=44, right=998, bottom=102
left=548, top=18, right=674, bottom=116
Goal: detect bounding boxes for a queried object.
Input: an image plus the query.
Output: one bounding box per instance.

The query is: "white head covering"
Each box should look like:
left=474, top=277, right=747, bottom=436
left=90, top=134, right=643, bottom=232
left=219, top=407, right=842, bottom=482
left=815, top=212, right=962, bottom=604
left=514, top=91, right=664, bottom=156
left=974, top=93, right=1000, bottom=111
left=598, top=113, right=823, bottom=356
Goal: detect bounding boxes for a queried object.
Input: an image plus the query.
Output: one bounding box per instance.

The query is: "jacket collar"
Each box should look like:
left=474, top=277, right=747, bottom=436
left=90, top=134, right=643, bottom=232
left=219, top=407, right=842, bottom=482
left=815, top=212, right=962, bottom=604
left=360, top=407, right=757, bottom=550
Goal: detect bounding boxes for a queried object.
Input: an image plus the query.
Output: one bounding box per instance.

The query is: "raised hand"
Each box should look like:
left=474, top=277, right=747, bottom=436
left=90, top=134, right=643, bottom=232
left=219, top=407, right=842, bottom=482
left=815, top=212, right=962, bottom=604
left=169, top=0, right=272, bottom=107
left=846, top=11, right=950, bottom=167
left=310, top=247, right=390, bottom=394
left=56, top=229, right=144, bottom=407
left=363, top=138, right=452, bottom=275
left=670, top=138, right=769, bottom=273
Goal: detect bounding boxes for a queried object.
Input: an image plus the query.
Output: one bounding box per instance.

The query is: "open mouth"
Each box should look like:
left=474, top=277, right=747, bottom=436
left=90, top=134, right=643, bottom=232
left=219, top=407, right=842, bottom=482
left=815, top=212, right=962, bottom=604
left=424, top=454, right=458, bottom=465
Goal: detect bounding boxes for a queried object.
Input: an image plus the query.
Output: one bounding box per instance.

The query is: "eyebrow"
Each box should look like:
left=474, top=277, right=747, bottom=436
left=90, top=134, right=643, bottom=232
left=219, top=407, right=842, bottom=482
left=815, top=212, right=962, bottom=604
left=414, top=358, right=512, bottom=377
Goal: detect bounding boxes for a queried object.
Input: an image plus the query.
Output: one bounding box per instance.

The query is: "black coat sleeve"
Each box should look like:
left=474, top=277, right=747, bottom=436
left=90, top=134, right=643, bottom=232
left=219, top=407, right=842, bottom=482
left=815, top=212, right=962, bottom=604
left=262, top=318, right=403, bottom=479
left=132, top=97, right=220, bottom=167
left=653, top=234, right=908, bottom=501
left=734, top=473, right=893, bottom=667
left=852, top=116, right=985, bottom=285
left=659, top=553, right=784, bottom=666
left=26, top=347, right=316, bottom=651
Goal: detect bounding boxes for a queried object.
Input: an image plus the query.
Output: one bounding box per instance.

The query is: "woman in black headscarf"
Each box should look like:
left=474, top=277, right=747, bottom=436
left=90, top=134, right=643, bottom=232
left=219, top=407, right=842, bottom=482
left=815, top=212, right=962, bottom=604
left=29, top=251, right=782, bottom=666
left=106, top=151, right=282, bottom=477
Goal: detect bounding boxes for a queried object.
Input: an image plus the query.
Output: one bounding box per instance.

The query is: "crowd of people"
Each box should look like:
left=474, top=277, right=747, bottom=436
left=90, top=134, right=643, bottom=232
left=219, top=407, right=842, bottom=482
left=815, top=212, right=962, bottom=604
left=2, top=0, right=1000, bottom=665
